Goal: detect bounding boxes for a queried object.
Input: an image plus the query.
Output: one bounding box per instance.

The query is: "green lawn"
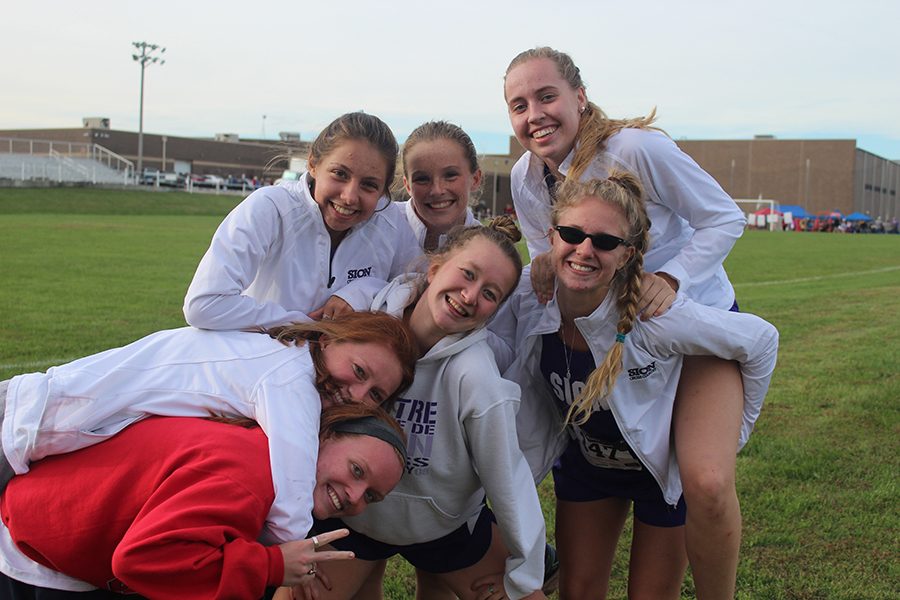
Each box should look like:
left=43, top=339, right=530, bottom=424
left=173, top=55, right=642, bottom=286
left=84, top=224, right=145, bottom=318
left=1, top=188, right=898, bottom=598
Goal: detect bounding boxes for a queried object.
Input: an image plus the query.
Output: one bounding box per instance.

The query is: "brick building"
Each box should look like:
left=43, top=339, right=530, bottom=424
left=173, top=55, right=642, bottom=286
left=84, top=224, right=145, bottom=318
left=675, top=137, right=898, bottom=219
left=496, top=135, right=898, bottom=220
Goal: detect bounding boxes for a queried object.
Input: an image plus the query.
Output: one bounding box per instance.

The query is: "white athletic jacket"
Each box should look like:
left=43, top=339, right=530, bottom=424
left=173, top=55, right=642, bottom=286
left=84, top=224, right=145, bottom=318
left=328, top=200, right=481, bottom=307
left=492, top=288, right=779, bottom=504
left=342, top=276, right=546, bottom=600
left=511, top=128, right=747, bottom=308
left=2, top=328, right=322, bottom=545
left=183, top=174, right=419, bottom=329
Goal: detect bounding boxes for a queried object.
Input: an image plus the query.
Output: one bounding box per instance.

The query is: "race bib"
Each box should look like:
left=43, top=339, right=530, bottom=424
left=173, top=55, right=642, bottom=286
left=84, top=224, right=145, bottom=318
left=573, top=428, right=643, bottom=470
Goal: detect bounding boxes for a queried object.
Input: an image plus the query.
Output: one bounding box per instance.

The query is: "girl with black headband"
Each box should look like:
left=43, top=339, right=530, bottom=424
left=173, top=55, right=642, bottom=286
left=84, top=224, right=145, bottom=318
left=0, top=312, right=416, bottom=555
left=0, top=404, right=407, bottom=599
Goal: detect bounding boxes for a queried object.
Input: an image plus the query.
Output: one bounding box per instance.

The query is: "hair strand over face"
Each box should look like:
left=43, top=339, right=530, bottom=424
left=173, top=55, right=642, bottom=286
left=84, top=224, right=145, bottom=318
left=265, top=311, right=417, bottom=404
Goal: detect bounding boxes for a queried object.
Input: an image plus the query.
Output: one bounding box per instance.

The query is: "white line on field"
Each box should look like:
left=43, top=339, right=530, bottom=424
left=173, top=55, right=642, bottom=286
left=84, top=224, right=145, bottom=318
left=733, top=265, right=900, bottom=288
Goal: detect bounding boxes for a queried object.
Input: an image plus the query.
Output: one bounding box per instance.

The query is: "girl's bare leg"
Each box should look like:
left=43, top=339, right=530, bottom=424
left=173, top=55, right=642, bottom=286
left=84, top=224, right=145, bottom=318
left=627, top=519, right=688, bottom=599
left=674, top=356, right=744, bottom=599
left=415, top=569, right=455, bottom=600
left=555, top=497, right=628, bottom=600
left=353, top=559, right=387, bottom=600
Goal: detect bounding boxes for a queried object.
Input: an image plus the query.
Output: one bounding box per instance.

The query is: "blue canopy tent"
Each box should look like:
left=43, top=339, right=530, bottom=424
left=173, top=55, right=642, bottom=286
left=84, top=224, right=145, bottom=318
left=845, top=212, right=873, bottom=221
left=778, top=204, right=809, bottom=218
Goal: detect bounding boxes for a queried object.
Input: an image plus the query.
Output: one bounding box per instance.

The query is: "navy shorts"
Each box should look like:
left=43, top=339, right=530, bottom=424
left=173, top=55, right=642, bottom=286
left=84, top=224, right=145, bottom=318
left=312, top=505, right=496, bottom=573
left=553, top=446, right=687, bottom=528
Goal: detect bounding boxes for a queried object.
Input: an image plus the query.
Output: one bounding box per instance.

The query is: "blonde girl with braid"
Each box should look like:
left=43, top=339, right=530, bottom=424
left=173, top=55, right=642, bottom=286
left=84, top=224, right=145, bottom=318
left=490, top=172, right=778, bottom=599
left=503, top=46, right=753, bottom=599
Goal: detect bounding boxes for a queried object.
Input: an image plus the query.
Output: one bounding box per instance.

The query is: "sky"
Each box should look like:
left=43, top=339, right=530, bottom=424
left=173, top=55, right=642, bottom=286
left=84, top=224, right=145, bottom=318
left=2, top=0, right=899, bottom=158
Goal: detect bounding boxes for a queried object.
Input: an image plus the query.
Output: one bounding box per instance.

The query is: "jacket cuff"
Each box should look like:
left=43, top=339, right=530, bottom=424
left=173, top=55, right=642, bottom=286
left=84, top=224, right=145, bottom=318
left=266, top=545, right=285, bottom=587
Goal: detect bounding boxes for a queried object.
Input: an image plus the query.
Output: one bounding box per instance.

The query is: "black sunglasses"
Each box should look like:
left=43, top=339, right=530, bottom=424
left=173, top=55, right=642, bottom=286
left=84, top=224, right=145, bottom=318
left=554, top=225, right=631, bottom=251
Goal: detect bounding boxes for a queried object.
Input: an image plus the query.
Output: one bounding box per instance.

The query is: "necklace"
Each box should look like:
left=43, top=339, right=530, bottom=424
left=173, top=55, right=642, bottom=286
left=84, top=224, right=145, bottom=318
left=559, top=320, right=578, bottom=381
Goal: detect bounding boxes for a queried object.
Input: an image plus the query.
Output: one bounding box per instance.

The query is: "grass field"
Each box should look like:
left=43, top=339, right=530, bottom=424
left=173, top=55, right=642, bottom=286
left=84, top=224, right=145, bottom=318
left=1, top=187, right=898, bottom=598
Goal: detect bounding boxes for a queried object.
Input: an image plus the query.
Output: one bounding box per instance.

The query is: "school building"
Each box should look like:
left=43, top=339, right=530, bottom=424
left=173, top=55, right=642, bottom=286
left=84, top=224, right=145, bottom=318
left=673, top=137, right=898, bottom=220
left=0, top=119, right=308, bottom=182
left=474, top=135, right=898, bottom=220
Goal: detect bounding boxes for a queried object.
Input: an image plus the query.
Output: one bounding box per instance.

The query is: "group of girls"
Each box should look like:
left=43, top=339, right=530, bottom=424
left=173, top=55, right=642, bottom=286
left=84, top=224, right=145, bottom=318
left=0, top=45, right=779, bottom=600
left=0, top=314, right=417, bottom=598
left=498, top=47, right=778, bottom=600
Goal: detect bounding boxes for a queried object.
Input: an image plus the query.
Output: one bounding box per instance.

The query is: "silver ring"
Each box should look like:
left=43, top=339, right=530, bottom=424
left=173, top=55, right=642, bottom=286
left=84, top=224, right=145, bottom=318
left=322, top=314, right=331, bottom=320
left=307, top=563, right=317, bottom=576
left=312, top=535, right=320, bottom=549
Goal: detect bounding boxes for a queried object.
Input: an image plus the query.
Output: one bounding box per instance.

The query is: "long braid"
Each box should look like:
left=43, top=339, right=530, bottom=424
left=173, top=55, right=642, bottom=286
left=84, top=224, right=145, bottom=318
left=552, top=171, right=651, bottom=426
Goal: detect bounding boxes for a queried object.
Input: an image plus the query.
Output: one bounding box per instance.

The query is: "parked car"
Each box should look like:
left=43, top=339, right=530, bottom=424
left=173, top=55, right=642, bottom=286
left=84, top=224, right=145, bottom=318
left=141, top=170, right=186, bottom=188
left=225, top=176, right=258, bottom=191
left=191, top=174, right=226, bottom=188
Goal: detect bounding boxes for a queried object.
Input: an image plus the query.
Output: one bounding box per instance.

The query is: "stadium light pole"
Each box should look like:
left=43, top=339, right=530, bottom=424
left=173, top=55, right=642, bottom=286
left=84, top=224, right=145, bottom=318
left=132, top=41, right=166, bottom=180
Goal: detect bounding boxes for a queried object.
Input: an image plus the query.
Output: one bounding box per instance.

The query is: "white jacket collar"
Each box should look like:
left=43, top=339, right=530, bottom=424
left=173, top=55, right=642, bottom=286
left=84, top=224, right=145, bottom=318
left=403, top=200, right=479, bottom=249
left=525, top=147, right=577, bottom=181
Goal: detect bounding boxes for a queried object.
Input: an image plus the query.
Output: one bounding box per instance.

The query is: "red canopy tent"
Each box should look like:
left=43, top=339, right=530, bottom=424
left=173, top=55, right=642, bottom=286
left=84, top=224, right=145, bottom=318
left=753, top=207, right=783, bottom=216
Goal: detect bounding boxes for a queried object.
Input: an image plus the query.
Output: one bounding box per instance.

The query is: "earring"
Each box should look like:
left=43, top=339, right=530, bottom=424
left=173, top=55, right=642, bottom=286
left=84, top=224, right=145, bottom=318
left=579, top=106, right=585, bottom=114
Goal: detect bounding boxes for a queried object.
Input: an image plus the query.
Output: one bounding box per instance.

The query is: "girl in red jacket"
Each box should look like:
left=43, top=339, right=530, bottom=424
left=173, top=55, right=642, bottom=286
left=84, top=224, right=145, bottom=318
left=0, top=404, right=407, bottom=600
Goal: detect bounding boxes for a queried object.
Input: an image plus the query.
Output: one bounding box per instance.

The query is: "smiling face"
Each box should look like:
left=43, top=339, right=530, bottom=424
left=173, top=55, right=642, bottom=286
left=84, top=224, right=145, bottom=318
left=419, top=237, right=519, bottom=341
left=504, top=57, right=586, bottom=171
left=308, top=138, right=389, bottom=236
left=551, top=197, right=634, bottom=297
left=404, top=138, right=482, bottom=234
left=320, top=340, right=404, bottom=407
left=312, top=434, right=403, bottom=519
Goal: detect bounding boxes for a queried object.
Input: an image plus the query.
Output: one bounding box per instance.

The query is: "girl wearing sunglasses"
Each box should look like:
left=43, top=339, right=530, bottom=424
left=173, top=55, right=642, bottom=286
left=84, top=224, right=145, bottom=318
left=503, top=47, right=751, bottom=598
left=553, top=225, right=631, bottom=252
left=490, top=172, right=777, bottom=599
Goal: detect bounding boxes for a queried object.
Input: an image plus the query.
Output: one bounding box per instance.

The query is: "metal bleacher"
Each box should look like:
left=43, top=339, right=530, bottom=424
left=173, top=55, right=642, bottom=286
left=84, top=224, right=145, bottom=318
left=0, top=138, right=134, bottom=185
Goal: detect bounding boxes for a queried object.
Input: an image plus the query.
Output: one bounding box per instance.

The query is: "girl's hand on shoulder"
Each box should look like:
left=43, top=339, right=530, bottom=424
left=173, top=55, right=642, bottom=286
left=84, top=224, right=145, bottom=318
left=529, top=252, right=555, bottom=304
left=309, top=296, right=353, bottom=321
left=637, top=272, right=677, bottom=320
